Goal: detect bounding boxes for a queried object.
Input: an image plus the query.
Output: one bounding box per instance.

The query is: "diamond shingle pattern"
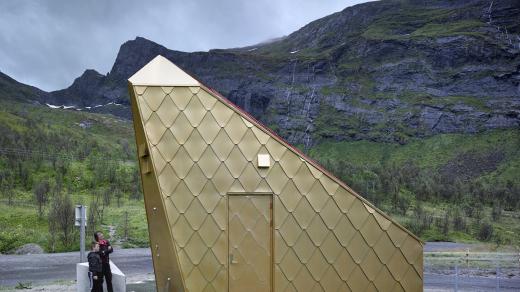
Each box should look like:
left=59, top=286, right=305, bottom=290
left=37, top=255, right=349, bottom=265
left=156, top=94, right=179, bottom=127
left=136, top=95, right=153, bottom=121
left=279, top=180, right=301, bottom=212
left=184, top=94, right=207, bottom=127
left=198, top=147, right=220, bottom=179
left=184, top=198, right=206, bottom=230
left=293, top=266, right=316, bottom=292
left=198, top=181, right=221, bottom=213
left=156, top=129, right=180, bottom=162
left=197, top=88, right=217, bottom=110
left=132, top=82, right=423, bottom=292
left=158, top=164, right=180, bottom=195
left=238, top=163, right=262, bottom=192
left=307, top=249, right=328, bottom=281
left=293, top=232, right=315, bottom=264
left=199, top=216, right=221, bottom=247
left=170, top=147, right=193, bottom=179
left=279, top=214, right=301, bottom=247
left=142, top=86, right=165, bottom=111
left=171, top=181, right=194, bottom=214
left=307, top=181, right=329, bottom=212
left=265, top=138, right=287, bottom=161
left=170, top=113, right=193, bottom=145
left=292, top=197, right=315, bottom=229
left=184, top=130, right=207, bottom=162
left=150, top=146, right=167, bottom=176
left=170, top=87, right=193, bottom=110
left=292, top=163, right=315, bottom=194
left=320, top=232, right=342, bottom=264
left=144, top=113, right=166, bottom=146
left=266, top=162, right=289, bottom=194
left=237, top=130, right=261, bottom=160
left=198, top=113, right=221, bottom=144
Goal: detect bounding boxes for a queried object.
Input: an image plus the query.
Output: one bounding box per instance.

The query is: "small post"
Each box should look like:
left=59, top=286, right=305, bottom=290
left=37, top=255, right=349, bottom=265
left=496, top=262, right=500, bottom=291
left=80, top=206, right=86, bottom=263
left=75, top=205, right=87, bottom=262
left=465, top=248, right=469, bottom=267
left=454, top=264, right=458, bottom=292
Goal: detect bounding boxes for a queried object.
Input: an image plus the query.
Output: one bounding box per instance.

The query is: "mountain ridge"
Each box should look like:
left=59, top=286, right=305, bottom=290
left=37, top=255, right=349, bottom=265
left=2, top=0, right=519, bottom=145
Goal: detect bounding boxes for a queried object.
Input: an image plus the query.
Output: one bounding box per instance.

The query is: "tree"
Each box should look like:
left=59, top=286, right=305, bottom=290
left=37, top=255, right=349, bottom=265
left=115, top=188, right=123, bottom=208
left=477, top=222, right=493, bottom=241
left=491, top=202, right=502, bottom=221
left=441, top=210, right=450, bottom=236
left=17, top=161, right=30, bottom=190
left=48, top=194, right=75, bottom=248
left=103, top=187, right=111, bottom=207
left=87, top=198, right=101, bottom=238
left=91, top=190, right=105, bottom=224
left=0, top=170, right=15, bottom=205
left=130, top=168, right=143, bottom=201
left=122, top=211, right=129, bottom=242
left=452, top=208, right=466, bottom=232
left=33, top=180, right=50, bottom=218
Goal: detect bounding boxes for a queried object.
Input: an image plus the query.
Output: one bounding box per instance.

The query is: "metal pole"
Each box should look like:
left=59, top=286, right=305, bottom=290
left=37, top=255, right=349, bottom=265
left=454, top=264, right=458, bottom=292
left=80, top=205, right=86, bottom=263
left=496, top=262, right=500, bottom=291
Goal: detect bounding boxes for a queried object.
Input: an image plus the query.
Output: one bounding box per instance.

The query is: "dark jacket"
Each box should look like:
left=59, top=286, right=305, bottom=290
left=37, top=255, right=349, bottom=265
left=98, top=239, right=113, bottom=264
left=88, top=251, right=102, bottom=273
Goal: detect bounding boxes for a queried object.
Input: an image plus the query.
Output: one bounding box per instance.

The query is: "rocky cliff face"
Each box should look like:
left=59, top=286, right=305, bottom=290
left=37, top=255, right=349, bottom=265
left=43, top=0, right=520, bottom=145
left=0, top=71, right=48, bottom=104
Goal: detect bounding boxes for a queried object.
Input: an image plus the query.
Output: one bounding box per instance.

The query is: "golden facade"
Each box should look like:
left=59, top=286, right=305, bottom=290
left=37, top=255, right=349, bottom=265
left=129, top=55, right=423, bottom=292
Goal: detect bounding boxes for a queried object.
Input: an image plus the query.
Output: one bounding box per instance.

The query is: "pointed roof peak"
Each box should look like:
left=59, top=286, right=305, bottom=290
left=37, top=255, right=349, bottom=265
left=128, top=55, right=199, bottom=86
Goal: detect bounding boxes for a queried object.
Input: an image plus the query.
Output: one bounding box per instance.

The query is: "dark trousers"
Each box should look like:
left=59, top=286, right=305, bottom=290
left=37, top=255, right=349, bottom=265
left=91, top=273, right=103, bottom=292
left=102, top=262, right=113, bottom=292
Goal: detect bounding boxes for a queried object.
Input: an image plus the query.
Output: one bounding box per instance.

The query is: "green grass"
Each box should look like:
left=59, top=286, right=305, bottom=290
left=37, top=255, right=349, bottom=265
left=0, top=99, right=145, bottom=253
left=361, top=5, right=485, bottom=41
left=0, top=95, right=519, bottom=253
left=0, top=203, right=48, bottom=252
left=308, top=129, right=520, bottom=245
left=0, top=193, right=149, bottom=253
left=309, top=129, right=520, bottom=171
left=410, top=20, right=484, bottom=38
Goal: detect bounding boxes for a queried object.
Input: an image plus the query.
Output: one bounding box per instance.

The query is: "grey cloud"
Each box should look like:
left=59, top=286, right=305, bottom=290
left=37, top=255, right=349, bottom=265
left=0, top=0, right=368, bottom=91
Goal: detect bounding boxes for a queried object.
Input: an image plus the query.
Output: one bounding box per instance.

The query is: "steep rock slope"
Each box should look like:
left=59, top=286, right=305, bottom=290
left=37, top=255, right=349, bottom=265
left=40, top=0, right=520, bottom=144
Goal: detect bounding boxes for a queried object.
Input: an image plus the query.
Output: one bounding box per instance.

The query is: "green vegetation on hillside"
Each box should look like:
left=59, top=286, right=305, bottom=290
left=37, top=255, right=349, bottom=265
left=309, top=129, right=520, bottom=245
left=0, top=98, right=518, bottom=253
left=0, top=100, right=145, bottom=253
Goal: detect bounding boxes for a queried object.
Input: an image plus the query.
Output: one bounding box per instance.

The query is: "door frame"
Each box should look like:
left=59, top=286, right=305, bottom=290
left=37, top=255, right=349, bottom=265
left=227, top=192, right=274, bottom=292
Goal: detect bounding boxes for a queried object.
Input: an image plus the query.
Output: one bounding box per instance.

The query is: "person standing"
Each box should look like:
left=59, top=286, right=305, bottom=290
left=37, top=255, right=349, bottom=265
left=94, top=231, right=113, bottom=292
left=87, top=241, right=103, bottom=292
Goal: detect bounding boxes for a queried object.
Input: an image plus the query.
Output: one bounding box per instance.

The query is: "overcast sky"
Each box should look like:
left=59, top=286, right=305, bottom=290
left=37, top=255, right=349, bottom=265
left=0, top=0, right=369, bottom=91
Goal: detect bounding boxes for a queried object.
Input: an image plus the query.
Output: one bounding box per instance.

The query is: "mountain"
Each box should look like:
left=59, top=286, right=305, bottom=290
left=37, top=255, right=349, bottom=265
left=0, top=71, right=48, bottom=104
left=11, top=0, right=520, bottom=146
left=1, top=0, right=520, bottom=250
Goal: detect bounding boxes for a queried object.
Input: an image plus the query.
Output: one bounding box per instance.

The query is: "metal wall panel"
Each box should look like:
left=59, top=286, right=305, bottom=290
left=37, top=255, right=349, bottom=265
left=229, top=195, right=272, bottom=292
left=129, top=56, right=423, bottom=292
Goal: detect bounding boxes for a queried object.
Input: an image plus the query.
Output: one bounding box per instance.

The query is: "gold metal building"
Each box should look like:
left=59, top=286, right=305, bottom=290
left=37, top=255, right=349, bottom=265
left=129, top=55, right=423, bottom=292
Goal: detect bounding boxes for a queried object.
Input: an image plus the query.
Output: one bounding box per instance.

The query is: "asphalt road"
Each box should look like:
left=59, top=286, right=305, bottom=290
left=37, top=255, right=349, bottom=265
left=1, top=246, right=519, bottom=291
left=424, top=272, right=520, bottom=291
left=0, top=248, right=153, bottom=287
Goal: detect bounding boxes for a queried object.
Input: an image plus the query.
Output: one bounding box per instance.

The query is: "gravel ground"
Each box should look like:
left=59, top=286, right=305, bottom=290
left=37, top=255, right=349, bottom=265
left=424, top=242, right=474, bottom=252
